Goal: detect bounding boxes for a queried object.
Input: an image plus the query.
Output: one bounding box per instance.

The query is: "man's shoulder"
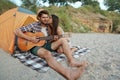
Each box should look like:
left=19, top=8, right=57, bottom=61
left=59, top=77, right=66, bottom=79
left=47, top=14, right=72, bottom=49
left=32, top=21, right=40, bottom=25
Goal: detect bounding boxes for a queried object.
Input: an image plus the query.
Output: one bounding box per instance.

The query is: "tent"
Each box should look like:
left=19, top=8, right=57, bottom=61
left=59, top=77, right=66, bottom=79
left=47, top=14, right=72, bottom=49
left=0, top=7, right=37, bottom=54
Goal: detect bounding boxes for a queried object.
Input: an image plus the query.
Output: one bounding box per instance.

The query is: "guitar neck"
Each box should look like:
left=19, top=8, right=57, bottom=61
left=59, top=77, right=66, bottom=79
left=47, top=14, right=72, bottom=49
left=38, top=36, right=54, bottom=40
left=38, top=34, right=69, bottom=40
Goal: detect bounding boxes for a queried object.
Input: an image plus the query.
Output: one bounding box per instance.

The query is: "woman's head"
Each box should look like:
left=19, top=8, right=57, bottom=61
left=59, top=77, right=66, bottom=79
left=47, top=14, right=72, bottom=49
left=48, top=14, right=59, bottom=35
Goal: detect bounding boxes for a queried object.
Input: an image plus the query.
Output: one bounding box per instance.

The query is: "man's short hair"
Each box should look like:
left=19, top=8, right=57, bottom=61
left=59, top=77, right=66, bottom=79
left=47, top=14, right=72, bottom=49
left=36, top=10, right=49, bottom=20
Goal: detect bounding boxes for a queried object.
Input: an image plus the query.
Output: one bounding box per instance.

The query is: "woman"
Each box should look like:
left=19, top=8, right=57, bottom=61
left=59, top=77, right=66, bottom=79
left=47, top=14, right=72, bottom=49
left=48, top=14, right=77, bottom=53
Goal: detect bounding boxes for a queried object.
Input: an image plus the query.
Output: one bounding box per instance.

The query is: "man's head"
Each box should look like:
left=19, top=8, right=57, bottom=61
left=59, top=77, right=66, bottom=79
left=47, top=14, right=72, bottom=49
left=37, top=9, right=49, bottom=25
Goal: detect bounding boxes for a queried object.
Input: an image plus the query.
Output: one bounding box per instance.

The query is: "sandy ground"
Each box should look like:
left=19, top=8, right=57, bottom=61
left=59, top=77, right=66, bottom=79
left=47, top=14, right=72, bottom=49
left=0, top=33, right=120, bottom=80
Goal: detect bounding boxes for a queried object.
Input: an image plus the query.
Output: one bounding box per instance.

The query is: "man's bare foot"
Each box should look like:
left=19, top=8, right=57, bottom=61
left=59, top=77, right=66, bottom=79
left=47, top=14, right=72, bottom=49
left=69, top=61, right=88, bottom=67
left=66, top=62, right=87, bottom=80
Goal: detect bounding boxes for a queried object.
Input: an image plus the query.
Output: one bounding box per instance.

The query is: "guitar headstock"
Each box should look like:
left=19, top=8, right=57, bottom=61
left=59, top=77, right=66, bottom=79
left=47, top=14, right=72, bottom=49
left=62, top=33, right=72, bottom=38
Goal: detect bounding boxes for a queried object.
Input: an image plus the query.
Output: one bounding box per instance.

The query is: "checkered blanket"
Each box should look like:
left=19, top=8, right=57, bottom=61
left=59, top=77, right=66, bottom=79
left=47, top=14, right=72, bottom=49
left=12, top=46, right=90, bottom=73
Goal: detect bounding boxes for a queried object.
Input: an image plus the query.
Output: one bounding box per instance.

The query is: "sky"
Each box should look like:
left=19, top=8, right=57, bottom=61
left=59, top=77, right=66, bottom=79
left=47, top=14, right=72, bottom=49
left=9, top=0, right=107, bottom=10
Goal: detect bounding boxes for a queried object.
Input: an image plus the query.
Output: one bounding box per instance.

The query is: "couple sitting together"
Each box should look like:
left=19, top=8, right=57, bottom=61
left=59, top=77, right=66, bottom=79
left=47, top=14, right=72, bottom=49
left=14, top=9, right=88, bottom=80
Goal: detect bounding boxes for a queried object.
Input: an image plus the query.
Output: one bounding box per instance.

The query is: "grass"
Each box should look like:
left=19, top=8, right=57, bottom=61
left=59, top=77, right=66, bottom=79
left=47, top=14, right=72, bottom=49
left=1, top=2, right=120, bottom=33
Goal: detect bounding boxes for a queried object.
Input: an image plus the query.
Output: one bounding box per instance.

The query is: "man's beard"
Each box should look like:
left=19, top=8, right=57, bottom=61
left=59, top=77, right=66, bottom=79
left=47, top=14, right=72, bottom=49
left=41, top=22, right=48, bottom=25
left=41, top=22, right=49, bottom=26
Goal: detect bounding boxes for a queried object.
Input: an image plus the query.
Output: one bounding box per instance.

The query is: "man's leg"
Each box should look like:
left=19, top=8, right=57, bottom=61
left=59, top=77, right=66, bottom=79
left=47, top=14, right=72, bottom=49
left=51, top=38, right=85, bottom=67
left=36, top=48, right=86, bottom=80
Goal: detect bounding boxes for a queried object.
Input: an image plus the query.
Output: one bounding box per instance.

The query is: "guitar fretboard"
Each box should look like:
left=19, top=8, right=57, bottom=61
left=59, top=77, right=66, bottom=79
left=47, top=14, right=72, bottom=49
left=38, top=36, right=54, bottom=40
left=37, top=34, right=70, bottom=40
left=38, top=35, right=64, bottom=40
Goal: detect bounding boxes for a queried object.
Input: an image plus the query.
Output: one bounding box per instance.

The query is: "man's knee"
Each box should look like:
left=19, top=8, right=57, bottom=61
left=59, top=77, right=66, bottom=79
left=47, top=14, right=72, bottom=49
left=37, top=49, right=52, bottom=59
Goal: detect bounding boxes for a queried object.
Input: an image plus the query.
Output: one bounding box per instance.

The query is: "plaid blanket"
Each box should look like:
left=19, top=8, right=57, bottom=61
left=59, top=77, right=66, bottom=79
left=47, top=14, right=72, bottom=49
left=12, top=46, right=90, bottom=73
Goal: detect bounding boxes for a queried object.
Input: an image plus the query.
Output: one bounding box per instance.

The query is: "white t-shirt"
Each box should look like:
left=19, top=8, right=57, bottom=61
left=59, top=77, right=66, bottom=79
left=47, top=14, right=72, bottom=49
left=41, top=27, right=48, bottom=36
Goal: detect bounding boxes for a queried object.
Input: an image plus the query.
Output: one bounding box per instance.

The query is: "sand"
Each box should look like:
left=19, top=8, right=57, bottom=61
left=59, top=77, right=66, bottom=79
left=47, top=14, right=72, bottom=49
left=0, top=33, right=120, bottom=80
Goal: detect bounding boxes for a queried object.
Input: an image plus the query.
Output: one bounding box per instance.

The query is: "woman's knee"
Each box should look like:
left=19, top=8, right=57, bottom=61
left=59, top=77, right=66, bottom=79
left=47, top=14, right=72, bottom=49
left=59, top=38, right=67, bottom=43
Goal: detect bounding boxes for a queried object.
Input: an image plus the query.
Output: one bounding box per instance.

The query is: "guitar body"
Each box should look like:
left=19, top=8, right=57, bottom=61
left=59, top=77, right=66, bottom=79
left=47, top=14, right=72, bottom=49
left=17, top=32, right=45, bottom=51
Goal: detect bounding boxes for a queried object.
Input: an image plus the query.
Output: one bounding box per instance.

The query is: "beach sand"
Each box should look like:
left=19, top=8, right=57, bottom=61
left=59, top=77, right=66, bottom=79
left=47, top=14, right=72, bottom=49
left=0, top=33, right=120, bottom=80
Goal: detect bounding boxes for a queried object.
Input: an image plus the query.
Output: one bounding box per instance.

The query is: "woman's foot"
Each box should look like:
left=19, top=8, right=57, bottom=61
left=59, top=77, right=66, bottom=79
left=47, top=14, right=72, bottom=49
left=71, top=47, right=78, bottom=53
left=69, top=61, right=88, bottom=67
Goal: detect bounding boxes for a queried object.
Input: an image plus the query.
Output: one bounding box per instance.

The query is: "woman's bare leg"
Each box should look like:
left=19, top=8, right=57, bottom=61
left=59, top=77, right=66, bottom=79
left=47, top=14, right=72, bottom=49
left=51, top=38, right=86, bottom=67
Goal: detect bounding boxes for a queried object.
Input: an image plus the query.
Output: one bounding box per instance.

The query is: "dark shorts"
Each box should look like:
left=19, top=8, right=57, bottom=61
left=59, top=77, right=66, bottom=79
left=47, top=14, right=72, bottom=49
left=30, top=42, right=55, bottom=56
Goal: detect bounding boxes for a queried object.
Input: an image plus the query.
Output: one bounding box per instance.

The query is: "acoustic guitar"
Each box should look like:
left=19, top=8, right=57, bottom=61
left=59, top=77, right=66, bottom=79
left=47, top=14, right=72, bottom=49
left=17, top=32, right=70, bottom=51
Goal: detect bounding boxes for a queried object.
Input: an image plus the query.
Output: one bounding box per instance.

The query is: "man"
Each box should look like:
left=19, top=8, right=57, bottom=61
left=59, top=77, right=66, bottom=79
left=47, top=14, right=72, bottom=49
left=14, top=9, right=87, bottom=80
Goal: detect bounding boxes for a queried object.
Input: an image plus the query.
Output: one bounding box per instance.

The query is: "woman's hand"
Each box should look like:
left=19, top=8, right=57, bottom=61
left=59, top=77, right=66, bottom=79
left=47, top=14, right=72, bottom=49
left=53, top=35, right=59, bottom=41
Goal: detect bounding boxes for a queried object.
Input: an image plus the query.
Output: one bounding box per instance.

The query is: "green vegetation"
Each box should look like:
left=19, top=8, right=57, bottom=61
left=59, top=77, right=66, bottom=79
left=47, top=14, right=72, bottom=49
left=1, top=0, right=120, bottom=33
left=104, top=0, right=120, bottom=12
left=43, top=6, right=120, bottom=33
left=0, top=0, right=16, bottom=14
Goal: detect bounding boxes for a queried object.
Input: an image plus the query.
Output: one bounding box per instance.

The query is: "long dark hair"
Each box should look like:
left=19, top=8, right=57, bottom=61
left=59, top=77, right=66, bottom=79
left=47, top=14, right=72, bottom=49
left=50, top=14, right=59, bottom=35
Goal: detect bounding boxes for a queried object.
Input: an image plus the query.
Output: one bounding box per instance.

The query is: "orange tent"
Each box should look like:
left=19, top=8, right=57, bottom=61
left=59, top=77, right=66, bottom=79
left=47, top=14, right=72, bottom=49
left=0, top=7, right=37, bottom=54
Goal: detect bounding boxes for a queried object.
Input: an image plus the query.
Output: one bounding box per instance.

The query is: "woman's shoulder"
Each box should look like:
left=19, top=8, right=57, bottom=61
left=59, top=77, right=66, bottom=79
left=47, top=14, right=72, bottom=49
left=57, top=26, right=63, bottom=31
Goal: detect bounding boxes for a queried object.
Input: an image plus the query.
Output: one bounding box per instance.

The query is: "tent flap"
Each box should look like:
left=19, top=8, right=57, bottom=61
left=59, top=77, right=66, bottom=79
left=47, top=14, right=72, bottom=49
left=0, top=7, right=37, bottom=54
